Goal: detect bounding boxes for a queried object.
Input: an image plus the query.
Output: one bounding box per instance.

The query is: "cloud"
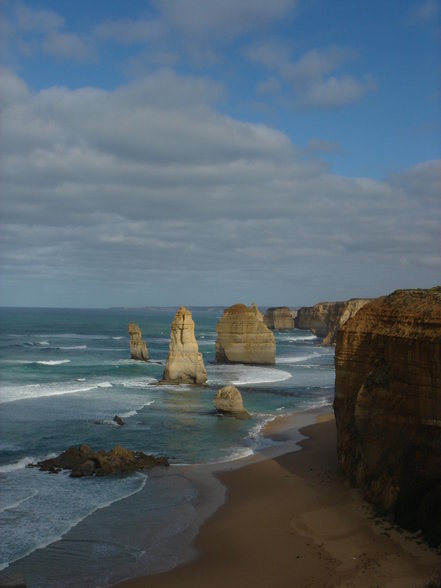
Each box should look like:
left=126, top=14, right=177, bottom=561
left=94, top=18, right=167, bottom=44
left=0, top=70, right=439, bottom=306
left=245, top=43, right=376, bottom=109
left=406, top=0, right=440, bottom=24
left=155, top=0, right=297, bottom=40
left=6, top=3, right=96, bottom=61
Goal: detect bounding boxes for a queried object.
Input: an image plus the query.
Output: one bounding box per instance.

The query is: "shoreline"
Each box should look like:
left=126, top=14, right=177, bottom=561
left=1, top=407, right=325, bottom=587
left=114, top=412, right=440, bottom=588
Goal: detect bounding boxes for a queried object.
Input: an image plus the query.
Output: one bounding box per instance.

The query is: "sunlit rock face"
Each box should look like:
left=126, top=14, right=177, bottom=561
left=295, top=298, right=371, bottom=345
left=263, top=307, right=296, bottom=330
left=213, top=386, right=251, bottom=419
left=128, top=322, right=149, bottom=361
left=215, top=303, right=276, bottom=365
left=333, top=287, right=441, bottom=546
left=162, top=306, right=207, bottom=385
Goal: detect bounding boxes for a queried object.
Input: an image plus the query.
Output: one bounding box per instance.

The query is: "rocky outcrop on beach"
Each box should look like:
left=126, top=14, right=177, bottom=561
left=128, top=322, right=149, bottom=361
left=213, top=386, right=251, bottom=419
left=30, top=444, right=169, bottom=477
left=162, top=306, right=207, bottom=385
left=295, top=298, right=371, bottom=345
left=216, top=304, right=276, bottom=365
left=333, top=287, right=441, bottom=546
left=263, top=307, right=296, bottom=330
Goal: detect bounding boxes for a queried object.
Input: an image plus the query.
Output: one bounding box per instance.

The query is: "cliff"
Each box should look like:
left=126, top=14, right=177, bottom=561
left=216, top=303, right=276, bottom=365
left=263, top=307, right=296, bottom=330
left=295, top=298, right=371, bottom=345
left=333, top=287, right=441, bottom=546
left=128, top=322, right=149, bottom=361
left=162, top=307, right=207, bottom=385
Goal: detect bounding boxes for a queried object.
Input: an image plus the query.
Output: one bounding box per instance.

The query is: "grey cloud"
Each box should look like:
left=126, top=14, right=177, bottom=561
left=0, top=71, right=439, bottom=307
left=244, top=43, right=376, bottom=109
left=94, top=18, right=167, bottom=44
left=7, top=3, right=96, bottom=61
left=156, top=0, right=297, bottom=40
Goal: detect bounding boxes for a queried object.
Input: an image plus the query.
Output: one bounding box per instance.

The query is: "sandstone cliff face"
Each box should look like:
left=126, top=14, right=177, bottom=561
left=263, top=307, right=296, bottom=330
left=295, top=298, right=371, bottom=345
left=162, top=307, right=207, bottom=385
left=216, top=304, right=276, bottom=365
left=333, top=287, right=441, bottom=545
left=128, top=322, right=149, bottom=361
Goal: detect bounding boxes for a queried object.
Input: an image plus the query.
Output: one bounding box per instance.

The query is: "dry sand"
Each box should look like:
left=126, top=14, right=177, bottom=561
left=114, top=415, right=440, bottom=588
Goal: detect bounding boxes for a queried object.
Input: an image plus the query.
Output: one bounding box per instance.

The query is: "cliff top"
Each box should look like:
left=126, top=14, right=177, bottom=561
left=341, top=287, right=441, bottom=340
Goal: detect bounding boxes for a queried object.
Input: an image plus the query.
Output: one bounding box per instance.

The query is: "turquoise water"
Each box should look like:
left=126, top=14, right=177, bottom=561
left=0, top=307, right=334, bottom=585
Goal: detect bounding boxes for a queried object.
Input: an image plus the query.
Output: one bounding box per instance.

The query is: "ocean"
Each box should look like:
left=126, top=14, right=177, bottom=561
left=0, top=307, right=335, bottom=587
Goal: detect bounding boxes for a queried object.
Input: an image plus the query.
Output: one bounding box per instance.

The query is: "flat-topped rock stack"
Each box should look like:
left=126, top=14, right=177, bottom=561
left=216, top=303, right=276, bottom=365
left=128, top=322, right=149, bottom=361
left=333, top=287, right=441, bottom=546
left=162, top=306, right=207, bottom=385
left=263, top=307, right=296, bottom=330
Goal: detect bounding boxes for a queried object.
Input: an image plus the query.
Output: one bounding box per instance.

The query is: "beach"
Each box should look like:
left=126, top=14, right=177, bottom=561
left=114, top=414, right=441, bottom=588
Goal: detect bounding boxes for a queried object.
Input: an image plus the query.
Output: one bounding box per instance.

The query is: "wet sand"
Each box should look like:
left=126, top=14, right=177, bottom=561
left=114, top=415, right=440, bottom=588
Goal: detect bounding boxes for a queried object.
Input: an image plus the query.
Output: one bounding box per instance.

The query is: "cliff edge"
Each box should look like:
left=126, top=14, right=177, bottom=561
left=333, top=287, right=441, bottom=546
left=295, top=298, right=371, bottom=345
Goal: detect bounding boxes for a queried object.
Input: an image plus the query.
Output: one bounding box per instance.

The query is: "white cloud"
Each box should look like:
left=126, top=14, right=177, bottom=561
left=0, top=70, right=439, bottom=306
left=406, top=0, right=439, bottom=23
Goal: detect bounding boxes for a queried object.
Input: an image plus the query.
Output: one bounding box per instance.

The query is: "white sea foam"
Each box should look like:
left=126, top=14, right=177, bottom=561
left=0, top=471, right=148, bottom=572
left=57, top=345, right=87, bottom=350
left=0, top=381, right=113, bottom=404
left=276, top=352, right=321, bottom=364
left=0, top=490, right=39, bottom=514
left=0, top=453, right=58, bottom=473
left=112, top=336, right=125, bottom=340
left=38, top=341, right=50, bottom=346
left=36, top=360, right=71, bottom=366
left=122, top=377, right=158, bottom=388
left=207, top=364, right=292, bottom=386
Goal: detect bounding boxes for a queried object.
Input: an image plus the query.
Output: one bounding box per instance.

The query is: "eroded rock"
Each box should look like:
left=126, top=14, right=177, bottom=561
left=216, top=303, right=276, bottom=365
left=30, top=444, right=169, bottom=477
left=295, top=298, right=371, bottom=345
left=128, top=322, right=149, bottom=361
left=213, top=385, right=251, bottom=419
left=162, top=306, right=207, bottom=384
left=263, top=307, right=296, bottom=330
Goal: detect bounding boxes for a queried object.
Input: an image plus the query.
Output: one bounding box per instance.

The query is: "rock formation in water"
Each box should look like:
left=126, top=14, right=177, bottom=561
left=216, top=303, right=276, bottom=365
left=295, top=298, right=371, bottom=345
left=213, top=386, right=251, bottom=419
left=128, top=322, right=149, bottom=361
left=162, top=306, right=207, bottom=385
left=263, top=307, right=296, bottom=330
left=30, top=444, right=169, bottom=477
left=333, top=287, right=441, bottom=546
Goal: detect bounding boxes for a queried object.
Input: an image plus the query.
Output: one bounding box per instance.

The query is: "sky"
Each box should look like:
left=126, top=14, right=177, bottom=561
left=0, top=0, right=440, bottom=308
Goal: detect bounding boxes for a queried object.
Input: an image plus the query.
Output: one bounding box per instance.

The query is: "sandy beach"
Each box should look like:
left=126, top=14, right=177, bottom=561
left=114, top=414, right=440, bottom=588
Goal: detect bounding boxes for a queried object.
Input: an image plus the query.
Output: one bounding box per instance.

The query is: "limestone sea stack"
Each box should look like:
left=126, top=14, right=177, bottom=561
left=216, top=303, right=276, bottom=365
left=333, top=287, right=441, bottom=546
left=162, top=306, right=208, bottom=385
left=263, top=307, right=296, bottom=330
left=128, top=322, right=149, bottom=361
left=213, top=385, right=251, bottom=419
left=295, top=298, right=371, bottom=345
